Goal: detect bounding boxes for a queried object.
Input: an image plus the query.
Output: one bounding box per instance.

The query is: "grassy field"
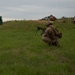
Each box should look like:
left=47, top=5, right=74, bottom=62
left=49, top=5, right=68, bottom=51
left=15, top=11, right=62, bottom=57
left=0, top=19, right=75, bottom=75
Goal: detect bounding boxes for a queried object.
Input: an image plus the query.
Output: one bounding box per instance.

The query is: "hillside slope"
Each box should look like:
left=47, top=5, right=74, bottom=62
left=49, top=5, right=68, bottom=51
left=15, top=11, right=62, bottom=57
left=0, top=20, right=75, bottom=75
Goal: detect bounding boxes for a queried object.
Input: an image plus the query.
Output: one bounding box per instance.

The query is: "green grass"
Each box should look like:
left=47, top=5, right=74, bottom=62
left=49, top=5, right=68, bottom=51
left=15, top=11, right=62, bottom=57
left=0, top=20, right=75, bottom=75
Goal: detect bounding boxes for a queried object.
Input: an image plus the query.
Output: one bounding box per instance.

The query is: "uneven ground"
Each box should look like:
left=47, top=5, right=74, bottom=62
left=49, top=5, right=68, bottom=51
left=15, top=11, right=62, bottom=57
left=0, top=19, right=75, bottom=75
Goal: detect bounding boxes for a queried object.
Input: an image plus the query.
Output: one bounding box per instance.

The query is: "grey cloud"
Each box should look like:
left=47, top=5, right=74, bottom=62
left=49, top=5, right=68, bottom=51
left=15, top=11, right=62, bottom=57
left=0, top=0, right=75, bottom=21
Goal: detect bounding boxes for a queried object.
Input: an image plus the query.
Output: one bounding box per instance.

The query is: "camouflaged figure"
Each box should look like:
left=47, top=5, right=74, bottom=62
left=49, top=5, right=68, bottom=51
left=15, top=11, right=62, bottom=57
left=42, top=21, right=61, bottom=46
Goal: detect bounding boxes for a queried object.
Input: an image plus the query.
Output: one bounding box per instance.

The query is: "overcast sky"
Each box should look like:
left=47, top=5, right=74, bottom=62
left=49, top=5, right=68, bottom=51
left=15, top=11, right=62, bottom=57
left=0, top=0, right=75, bottom=21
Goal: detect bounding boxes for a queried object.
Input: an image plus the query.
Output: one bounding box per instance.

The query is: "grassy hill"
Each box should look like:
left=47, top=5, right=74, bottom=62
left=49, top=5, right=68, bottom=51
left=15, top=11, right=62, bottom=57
left=0, top=19, right=75, bottom=75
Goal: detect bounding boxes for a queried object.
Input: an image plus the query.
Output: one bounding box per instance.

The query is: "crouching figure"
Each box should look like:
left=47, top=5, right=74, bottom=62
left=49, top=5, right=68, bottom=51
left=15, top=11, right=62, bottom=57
left=42, top=21, right=62, bottom=46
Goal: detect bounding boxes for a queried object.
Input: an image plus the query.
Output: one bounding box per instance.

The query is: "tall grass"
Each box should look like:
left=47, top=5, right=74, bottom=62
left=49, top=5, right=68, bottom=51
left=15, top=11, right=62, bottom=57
left=0, top=20, right=75, bottom=75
